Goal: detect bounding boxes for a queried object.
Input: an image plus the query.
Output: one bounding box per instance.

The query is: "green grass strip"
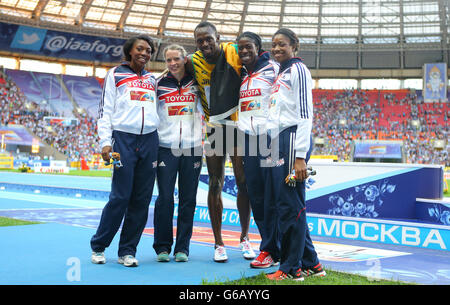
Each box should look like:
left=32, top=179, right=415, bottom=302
left=203, top=270, right=413, bottom=285
left=0, top=216, right=40, bottom=227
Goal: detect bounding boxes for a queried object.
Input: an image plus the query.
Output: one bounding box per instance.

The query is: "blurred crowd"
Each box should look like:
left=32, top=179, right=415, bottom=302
left=0, top=70, right=99, bottom=161
left=312, top=89, right=380, bottom=161
left=311, top=89, right=449, bottom=166
left=1, top=71, right=448, bottom=166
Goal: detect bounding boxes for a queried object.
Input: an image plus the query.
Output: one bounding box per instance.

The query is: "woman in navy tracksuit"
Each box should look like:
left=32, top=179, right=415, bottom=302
left=152, top=44, right=203, bottom=262
left=91, top=35, right=159, bottom=267
left=236, top=32, right=280, bottom=268
left=265, top=28, right=325, bottom=280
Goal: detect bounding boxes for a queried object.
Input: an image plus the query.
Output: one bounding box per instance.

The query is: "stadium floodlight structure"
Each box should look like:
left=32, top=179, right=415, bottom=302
left=0, top=0, right=448, bottom=77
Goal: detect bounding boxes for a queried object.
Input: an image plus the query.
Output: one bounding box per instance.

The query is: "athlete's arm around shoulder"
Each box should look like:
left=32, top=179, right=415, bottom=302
left=185, top=54, right=195, bottom=77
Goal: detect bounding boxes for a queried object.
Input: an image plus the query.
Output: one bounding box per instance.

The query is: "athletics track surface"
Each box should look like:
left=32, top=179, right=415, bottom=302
left=0, top=172, right=449, bottom=285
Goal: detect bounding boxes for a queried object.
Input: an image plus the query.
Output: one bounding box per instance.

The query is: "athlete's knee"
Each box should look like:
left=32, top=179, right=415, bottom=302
left=208, top=175, right=224, bottom=194
left=234, top=173, right=247, bottom=192
left=235, top=181, right=247, bottom=193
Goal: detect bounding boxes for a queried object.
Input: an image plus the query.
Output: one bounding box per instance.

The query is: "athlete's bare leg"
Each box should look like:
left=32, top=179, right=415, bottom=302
left=206, top=154, right=226, bottom=247
left=205, top=125, right=251, bottom=249
left=229, top=152, right=251, bottom=242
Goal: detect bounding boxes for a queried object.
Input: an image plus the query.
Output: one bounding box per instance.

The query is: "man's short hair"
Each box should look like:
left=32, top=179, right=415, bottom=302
left=194, top=21, right=217, bottom=35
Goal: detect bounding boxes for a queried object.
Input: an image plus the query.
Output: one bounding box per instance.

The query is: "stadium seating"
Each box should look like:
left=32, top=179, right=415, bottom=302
left=5, top=69, right=49, bottom=108
left=61, top=74, right=102, bottom=118
left=312, top=88, right=448, bottom=165
left=32, top=71, right=75, bottom=117
left=0, top=69, right=99, bottom=162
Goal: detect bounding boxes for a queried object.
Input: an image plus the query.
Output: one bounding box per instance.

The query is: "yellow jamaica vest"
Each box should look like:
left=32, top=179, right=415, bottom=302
left=191, top=42, right=241, bottom=122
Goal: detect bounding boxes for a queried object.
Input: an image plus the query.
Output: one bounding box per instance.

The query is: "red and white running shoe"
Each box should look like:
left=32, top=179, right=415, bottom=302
left=250, top=251, right=278, bottom=268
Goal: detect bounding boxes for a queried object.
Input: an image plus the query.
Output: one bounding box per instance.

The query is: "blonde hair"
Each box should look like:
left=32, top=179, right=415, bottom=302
left=163, top=44, right=187, bottom=60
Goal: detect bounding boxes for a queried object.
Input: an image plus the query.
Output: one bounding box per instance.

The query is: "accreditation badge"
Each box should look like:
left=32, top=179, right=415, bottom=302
left=127, top=78, right=156, bottom=108
left=239, top=88, right=263, bottom=117
left=129, top=90, right=154, bottom=104
left=165, top=93, right=196, bottom=122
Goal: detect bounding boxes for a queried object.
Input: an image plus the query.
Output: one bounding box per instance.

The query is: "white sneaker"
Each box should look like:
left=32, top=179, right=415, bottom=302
left=214, top=245, right=228, bottom=263
left=91, top=252, right=106, bottom=264
left=118, top=255, right=138, bottom=267
left=239, top=238, right=256, bottom=260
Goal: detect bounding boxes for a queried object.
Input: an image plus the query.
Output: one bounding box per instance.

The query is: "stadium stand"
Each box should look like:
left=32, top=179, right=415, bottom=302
left=4, top=69, right=51, bottom=111
left=31, top=71, right=75, bottom=117
left=311, top=89, right=449, bottom=165
left=61, top=74, right=102, bottom=118
left=0, top=69, right=99, bottom=162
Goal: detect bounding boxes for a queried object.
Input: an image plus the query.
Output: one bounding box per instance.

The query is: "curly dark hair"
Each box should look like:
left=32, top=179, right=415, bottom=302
left=122, top=35, right=155, bottom=62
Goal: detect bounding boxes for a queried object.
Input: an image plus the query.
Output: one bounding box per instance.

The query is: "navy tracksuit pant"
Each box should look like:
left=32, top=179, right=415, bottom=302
left=267, top=126, right=319, bottom=274
left=153, top=146, right=202, bottom=256
left=90, top=130, right=158, bottom=257
left=243, top=133, right=280, bottom=261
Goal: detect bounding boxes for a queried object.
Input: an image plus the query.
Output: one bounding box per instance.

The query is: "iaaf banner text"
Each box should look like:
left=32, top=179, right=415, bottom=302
left=0, top=22, right=126, bottom=63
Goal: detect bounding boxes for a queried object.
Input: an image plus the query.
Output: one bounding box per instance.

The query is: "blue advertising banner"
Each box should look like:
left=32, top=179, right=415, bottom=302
left=306, top=167, right=443, bottom=220
left=0, top=22, right=125, bottom=63
left=0, top=125, right=43, bottom=146
left=423, top=63, right=448, bottom=103
left=354, top=142, right=402, bottom=159
left=307, top=213, right=449, bottom=251
left=416, top=199, right=450, bottom=226
left=188, top=204, right=449, bottom=251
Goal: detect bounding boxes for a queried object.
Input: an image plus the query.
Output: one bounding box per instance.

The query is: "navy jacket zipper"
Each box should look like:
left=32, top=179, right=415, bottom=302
left=139, top=76, right=144, bottom=134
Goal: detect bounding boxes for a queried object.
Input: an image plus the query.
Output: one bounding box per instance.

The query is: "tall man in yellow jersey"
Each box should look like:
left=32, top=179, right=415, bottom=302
left=186, top=21, right=255, bottom=262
